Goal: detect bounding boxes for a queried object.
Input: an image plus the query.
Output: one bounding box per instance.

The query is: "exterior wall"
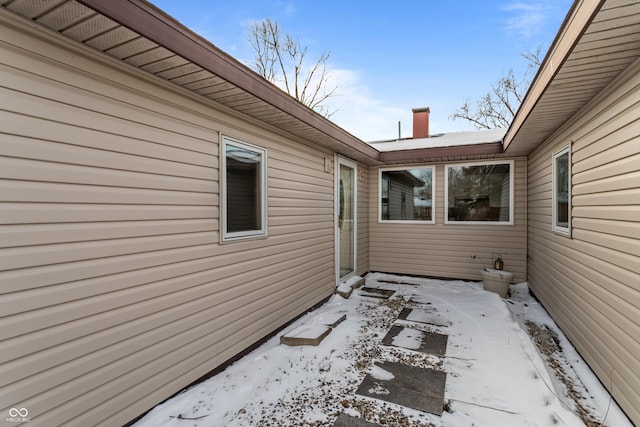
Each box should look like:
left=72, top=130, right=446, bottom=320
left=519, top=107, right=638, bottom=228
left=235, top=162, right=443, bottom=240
left=0, top=17, right=336, bottom=427
left=527, top=58, right=640, bottom=424
left=356, top=163, right=370, bottom=275
left=369, top=158, right=527, bottom=282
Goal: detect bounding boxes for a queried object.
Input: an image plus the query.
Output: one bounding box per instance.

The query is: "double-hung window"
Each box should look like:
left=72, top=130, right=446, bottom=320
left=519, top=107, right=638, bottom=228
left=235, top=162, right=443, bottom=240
left=552, top=146, right=571, bottom=235
left=221, top=136, right=267, bottom=241
left=379, top=166, right=435, bottom=223
left=445, top=160, right=513, bottom=224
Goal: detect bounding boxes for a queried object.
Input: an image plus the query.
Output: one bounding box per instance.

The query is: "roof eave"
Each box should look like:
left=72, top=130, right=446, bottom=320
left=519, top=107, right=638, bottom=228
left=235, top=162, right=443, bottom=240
left=76, top=0, right=380, bottom=162
left=379, top=142, right=504, bottom=163
left=503, top=0, right=605, bottom=154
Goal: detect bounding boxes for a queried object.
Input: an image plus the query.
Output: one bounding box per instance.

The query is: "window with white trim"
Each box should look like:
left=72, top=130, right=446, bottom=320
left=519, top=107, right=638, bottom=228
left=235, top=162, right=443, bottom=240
left=445, top=160, right=514, bottom=224
left=379, top=166, right=434, bottom=223
left=221, top=136, right=267, bottom=241
left=552, top=146, right=571, bottom=235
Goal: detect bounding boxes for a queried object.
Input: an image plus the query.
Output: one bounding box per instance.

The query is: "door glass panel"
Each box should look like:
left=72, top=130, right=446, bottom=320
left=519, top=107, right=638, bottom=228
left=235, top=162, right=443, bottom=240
left=339, top=163, right=355, bottom=278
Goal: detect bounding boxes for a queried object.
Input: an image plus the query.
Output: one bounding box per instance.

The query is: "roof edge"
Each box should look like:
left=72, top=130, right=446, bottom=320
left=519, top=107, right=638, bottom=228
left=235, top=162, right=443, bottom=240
left=76, top=0, right=380, bottom=161
left=379, top=142, right=504, bottom=162
left=503, top=0, right=605, bottom=152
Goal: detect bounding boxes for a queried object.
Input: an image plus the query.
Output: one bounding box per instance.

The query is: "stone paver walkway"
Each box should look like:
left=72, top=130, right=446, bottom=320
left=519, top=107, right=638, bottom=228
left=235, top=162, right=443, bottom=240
left=335, top=286, right=450, bottom=425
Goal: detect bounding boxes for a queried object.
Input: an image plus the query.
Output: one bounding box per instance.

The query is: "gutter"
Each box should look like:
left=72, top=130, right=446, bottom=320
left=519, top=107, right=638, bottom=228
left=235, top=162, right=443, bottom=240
left=77, top=0, right=380, bottom=161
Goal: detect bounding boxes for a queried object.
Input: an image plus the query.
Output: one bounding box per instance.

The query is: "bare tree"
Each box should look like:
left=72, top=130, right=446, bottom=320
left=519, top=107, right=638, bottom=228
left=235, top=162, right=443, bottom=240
left=450, top=46, right=543, bottom=129
left=247, top=18, right=337, bottom=117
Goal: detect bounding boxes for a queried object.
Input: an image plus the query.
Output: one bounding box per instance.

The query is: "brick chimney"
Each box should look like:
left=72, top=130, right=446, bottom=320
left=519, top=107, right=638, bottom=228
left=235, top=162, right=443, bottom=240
left=412, top=107, right=430, bottom=139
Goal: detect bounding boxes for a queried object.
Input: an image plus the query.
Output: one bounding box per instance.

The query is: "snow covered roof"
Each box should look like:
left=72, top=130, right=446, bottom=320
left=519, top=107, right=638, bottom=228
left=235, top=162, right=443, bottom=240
left=369, top=128, right=506, bottom=152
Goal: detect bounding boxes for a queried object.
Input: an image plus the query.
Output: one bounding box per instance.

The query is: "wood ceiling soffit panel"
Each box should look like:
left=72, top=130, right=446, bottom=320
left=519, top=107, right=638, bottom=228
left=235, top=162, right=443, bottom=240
left=141, top=55, right=189, bottom=74
left=37, top=1, right=94, bottom=30
left=525, top=101, right=579, bottom=113
left=541, top=96, right=598, bottom=107
left=106, top=36, right=158, bottom=59
left=568, top=46, right=639, bottom=62
left=182, top=75, right=225, bottom=91
left=214, top=92, right=259, bottom=106
left=279, top=121, right=312, bottom=130
left=85, top=25, right=139, bottom=51
left=574, top=28, right=640, bottom=46
left=287, top=126, right=311, bottom=136
left=602, top=0, right=636, bottom=10
left=208, top=90, right=249, bottom=105
left=588, top=14, right=640, bottom=34
left=155, top=62, right=202, bottom=79
left=552, top=72, right=619, bottom=85
left=566, top=51, right=640, bottom=67
left=257, top=113, right=300, bottom=123
left=232, top=103, right=275, bottom=115
left=125, top=46, right=173, bottom=66
left=248, top=109, right=289, bottom=120
left=169, top=69, right=213, bottom=86
left=198, top=83, right=241, bottom=97
left=556, top=67, right=627, bottom=81
left=5, top=0, right=66, bottom=19
left=571, top=48, right=640, bottom=65
left=62, top=13, right=118, bottom=41
left=238, top=103, right=279, bottom=115
left=550, top=76, right=614, bottom=87
left=594, top=23, right=640, bottom=39
left=593, top=2, right=640, bottom=21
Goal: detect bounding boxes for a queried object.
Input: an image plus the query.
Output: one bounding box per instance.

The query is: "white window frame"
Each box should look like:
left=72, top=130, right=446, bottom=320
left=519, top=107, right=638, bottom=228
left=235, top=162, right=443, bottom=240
left=378, top=166, right=436, bottom=224
left=221, top=136, right=267, bottom=241
left=444, top=159, right=514, bottom=225
left=552, top=146, right=571, bottom=236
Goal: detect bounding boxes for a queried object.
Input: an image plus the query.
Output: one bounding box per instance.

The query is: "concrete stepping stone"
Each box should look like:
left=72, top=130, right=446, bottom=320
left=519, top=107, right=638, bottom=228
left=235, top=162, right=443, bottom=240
left=280, top=325, right=331, bottom=346
left=397, top=307, right=449, bottom=327
left=337, top=276, right=366, bottom=298
left=381, top=325, right=448, bottom=356
left=333, top=413, right=379, bottom=427
left=356, top=361, right=447, bottom=416
left=314, top=311, right=347, bottom=328
left=280, top=312, right=347, bottom=346
left=359, top=287, right=395, bottom=299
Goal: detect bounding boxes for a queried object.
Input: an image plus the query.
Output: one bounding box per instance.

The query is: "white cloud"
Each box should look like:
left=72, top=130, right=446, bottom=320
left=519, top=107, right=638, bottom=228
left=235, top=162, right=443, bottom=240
left=502, top=2, right=550, bottom=38
left=323, top=68, right=409, bottom=142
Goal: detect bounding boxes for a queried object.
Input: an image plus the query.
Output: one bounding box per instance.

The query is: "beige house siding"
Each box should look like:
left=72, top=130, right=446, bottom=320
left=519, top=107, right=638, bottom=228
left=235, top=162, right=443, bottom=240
left=1, top=17, right=336, bottom=427
left=527, top=58, right=640, bottom=424
left=356, top=163, right=370, bottom=275
left=369, top=158, right=527, bottom=282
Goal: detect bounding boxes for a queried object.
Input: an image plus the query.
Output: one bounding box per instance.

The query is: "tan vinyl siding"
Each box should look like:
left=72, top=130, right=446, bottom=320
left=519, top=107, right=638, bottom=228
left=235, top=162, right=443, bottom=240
left=369, top=159, right=527, bottom=282
left=527, top=57, right=640, bottom=425
left=356, top=163, right=370, bottom=275
left=0, top=17, right=335, bottom=427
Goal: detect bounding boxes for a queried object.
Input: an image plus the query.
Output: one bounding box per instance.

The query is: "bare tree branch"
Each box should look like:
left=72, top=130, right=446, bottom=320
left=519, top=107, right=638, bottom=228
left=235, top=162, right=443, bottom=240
left=450, top=46, right=543, bottom=129
left=247, top=19, right=338, bottom=117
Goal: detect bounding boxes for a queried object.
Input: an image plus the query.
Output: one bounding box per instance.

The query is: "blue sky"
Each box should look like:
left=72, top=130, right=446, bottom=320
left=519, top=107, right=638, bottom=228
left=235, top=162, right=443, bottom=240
left=149, top=1, right=572, bottom=141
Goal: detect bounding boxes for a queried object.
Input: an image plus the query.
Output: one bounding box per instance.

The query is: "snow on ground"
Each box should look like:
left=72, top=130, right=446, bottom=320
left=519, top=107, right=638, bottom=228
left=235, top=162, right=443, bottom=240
left=133, top=273, right=632, bottom=427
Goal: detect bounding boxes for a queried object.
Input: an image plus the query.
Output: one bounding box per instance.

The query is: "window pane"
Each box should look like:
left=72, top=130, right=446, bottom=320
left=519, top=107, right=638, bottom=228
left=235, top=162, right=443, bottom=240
left=555, top=151, right=569, bottom=228
left=380, top=167, right=433, bottom=221
left=225, top=143, right=262, bottom=233
left=447, top=163, right=511, bottom=222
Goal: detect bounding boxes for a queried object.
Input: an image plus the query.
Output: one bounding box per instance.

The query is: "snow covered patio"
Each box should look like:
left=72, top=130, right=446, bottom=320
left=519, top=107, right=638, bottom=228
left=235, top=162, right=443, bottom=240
left=132, top=273, right=630, bottom=427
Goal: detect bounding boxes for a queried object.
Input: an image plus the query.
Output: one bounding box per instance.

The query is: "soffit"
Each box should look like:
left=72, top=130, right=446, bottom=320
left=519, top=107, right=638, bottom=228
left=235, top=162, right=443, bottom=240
left=505, top=0, right=640, bottom=155
left=1, top=0, right=381, bottom=165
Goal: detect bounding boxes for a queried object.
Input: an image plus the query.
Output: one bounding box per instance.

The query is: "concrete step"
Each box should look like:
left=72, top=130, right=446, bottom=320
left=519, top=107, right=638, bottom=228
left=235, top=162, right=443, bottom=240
left=280, top=325, right=332, bottom=346
left=280, top=312, right=347, bottom=346
left=336, top=276, right=366, bottom=298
